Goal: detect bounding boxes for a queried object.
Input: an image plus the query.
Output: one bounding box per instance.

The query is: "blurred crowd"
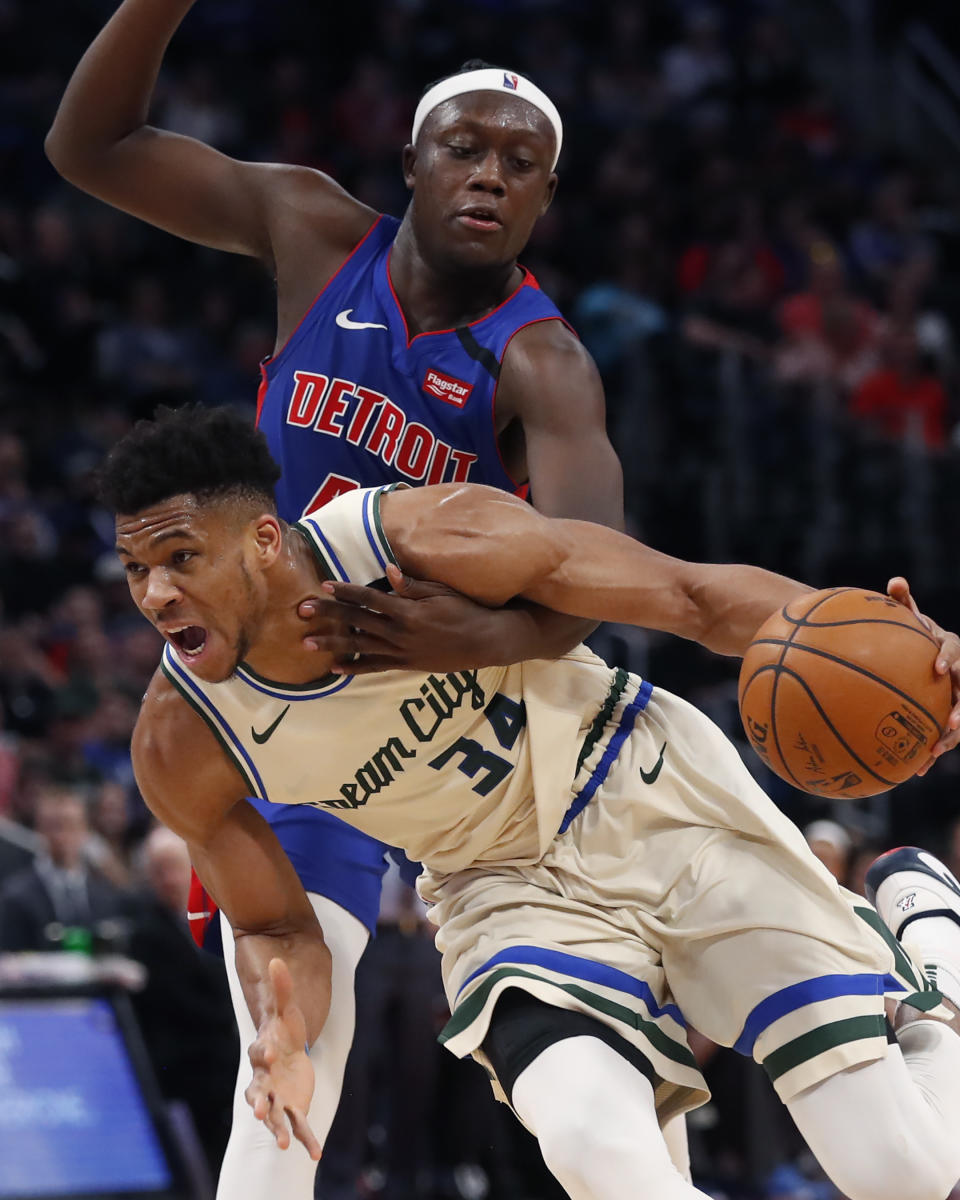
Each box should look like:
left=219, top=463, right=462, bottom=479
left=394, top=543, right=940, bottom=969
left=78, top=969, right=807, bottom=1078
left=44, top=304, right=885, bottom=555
left=3, top=0, right=960, bottom=1197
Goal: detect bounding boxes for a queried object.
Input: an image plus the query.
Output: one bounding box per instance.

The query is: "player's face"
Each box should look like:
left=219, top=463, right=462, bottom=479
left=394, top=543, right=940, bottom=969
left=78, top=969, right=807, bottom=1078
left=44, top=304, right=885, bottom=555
left=114, top=495, right=275, bottom=683
left=404, top=93, right=558, bottom=269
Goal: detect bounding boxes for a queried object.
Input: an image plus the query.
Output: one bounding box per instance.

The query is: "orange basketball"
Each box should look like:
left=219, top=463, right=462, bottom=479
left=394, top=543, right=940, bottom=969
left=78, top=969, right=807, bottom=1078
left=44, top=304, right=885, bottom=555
left=738, top=587, right=951, bottom=798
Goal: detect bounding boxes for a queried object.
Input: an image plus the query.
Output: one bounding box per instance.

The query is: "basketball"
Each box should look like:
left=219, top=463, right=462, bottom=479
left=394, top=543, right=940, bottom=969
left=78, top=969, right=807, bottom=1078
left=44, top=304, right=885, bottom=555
left=738, top=587, right=952, bottom=798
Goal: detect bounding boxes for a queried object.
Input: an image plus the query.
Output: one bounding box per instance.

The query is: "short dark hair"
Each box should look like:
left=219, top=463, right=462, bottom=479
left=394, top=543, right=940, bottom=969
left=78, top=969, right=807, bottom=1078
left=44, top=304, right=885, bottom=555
left=421, top=59, right=518, bottom=97
left=97, top=404, right=281, bottom=515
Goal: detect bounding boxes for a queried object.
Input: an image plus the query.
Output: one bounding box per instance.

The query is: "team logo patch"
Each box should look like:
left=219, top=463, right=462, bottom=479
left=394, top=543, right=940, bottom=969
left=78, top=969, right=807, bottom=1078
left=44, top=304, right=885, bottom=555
left=423, top=368, right=473, bottom=408
left=897, top=891, right=918, bottom=912
left=503, top=73, right=519, bottom=90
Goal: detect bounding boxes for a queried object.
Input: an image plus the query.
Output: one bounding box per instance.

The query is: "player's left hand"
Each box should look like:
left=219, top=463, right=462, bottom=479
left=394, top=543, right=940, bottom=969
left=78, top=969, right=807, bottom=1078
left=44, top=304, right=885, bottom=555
left=888, top=576, right=960, bottom=773
left=297, top=564, right=510, bottom=674
left=245, top=959, right=321, bottom=1159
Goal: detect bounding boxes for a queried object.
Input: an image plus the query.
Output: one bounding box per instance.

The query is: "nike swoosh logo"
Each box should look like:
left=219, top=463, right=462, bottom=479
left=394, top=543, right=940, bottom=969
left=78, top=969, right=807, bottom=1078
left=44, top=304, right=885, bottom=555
left=639, top=740, right=667, bottom=785
left=336, top=308, right=388, bottom=331
left=251, top=704, right=290, bottom=745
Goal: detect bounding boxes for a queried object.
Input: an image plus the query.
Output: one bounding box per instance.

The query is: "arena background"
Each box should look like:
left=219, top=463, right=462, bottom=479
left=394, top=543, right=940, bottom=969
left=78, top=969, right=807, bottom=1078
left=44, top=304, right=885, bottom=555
left=2, top=1, right=960, bottom=1197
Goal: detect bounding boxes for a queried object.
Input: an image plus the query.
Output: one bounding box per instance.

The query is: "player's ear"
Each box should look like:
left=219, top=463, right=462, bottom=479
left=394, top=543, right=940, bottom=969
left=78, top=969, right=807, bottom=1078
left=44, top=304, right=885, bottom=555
left=402, top=144, right=417, bottom=190
left=252, top=514, right=283, bottom=567
left=540, top=172, right=558, bottom=215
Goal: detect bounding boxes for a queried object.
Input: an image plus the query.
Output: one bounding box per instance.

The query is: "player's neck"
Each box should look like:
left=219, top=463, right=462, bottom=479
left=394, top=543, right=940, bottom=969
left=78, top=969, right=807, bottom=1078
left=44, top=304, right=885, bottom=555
left=391, top=221, right=522, bottom=335
left=242, top=529, right=339, bottom=685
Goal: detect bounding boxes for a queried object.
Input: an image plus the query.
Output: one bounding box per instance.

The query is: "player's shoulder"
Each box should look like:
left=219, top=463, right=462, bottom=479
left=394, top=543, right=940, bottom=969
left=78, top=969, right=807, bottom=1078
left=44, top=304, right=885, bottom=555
left=263, top=165, right=380, bottom=267
left=500, top=318, right=602, bottom=414
left=132, top=669, right=244, bottom=833
left=133, top=669, right=202, bottom=773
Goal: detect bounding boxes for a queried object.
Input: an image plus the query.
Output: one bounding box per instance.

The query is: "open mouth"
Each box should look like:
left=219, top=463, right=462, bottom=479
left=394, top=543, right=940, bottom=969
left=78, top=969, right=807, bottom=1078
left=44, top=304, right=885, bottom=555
left=164, top=624, right=208, bottom=659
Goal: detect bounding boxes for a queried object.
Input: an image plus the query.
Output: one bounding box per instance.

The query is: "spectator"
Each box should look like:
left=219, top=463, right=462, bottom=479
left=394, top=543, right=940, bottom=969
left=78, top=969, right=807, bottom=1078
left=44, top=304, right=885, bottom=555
left=803, top=819, right=852, bottom=883
left=0, top=782, right=133, bottom=951
left=0, top=813, right=39, bottom=889
left=97, top=277, right=198, bottom=412
left=849, top=173, right=935, bottom=301
left=850, top=322, right=948, bottom=448
left=775, top=242, right=882, bottom=392
left=86, top=779, right=140, bottom=889
left=128, top=826, right=238, bottom=1177
left=661, top=7, right=733, bottom=112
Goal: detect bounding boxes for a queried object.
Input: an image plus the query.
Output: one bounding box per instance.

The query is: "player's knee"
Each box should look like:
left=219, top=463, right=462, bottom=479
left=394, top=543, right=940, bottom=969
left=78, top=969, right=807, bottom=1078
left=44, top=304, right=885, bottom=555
left=534, top=1099, right=655, bottom=1193
left=819, top=1135, right=959, bottom=1200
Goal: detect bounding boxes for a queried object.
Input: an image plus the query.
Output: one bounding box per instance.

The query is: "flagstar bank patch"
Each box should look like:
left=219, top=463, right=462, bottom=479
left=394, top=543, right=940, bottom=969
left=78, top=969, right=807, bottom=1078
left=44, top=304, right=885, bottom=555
left=423, top=368, right=473, bottom=407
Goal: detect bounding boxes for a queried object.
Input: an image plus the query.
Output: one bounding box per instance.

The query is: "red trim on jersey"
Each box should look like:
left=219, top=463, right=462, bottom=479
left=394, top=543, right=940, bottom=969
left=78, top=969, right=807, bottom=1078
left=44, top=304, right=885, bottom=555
left=384, top=254, right=538, bottom=349
left=255, top=361, right=269, bottom=426
left=187, top=868, right=218, bottom=950
left=490, top=316, right=578, bottom=492
left=261, top=214, right=385, bottom=372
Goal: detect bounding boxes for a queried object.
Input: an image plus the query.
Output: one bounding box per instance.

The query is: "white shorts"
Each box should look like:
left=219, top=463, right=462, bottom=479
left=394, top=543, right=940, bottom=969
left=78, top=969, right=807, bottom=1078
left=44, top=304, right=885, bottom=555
left=422, top=682, right=945, bottom=1121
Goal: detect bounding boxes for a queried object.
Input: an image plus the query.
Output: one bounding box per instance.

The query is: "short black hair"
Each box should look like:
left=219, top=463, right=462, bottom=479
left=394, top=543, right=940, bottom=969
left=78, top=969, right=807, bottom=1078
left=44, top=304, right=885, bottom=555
left=421, top=59, right=519, bottom=97
left=97, top=404, right=281, bottom=515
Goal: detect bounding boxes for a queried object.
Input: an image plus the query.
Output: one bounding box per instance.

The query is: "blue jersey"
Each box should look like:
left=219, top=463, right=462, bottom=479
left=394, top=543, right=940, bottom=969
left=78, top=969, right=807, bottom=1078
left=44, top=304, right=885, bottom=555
left=252, top=213, right=570, bottom=933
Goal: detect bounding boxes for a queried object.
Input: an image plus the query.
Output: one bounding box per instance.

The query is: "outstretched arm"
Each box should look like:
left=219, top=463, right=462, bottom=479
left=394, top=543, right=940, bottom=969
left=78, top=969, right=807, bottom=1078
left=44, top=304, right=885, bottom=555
left=379, top=483, right=809, bottom=659
left=45, top=0, right=368, bottom=270
left=133, top=671, right=329, bottom=1154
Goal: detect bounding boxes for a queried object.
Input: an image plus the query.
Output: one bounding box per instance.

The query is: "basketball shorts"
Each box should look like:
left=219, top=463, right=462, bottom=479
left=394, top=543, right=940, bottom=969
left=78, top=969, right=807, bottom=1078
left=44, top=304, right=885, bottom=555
left=188, top=804, right=394, bottom=952
left=422, top=681, right=947, bottom=1123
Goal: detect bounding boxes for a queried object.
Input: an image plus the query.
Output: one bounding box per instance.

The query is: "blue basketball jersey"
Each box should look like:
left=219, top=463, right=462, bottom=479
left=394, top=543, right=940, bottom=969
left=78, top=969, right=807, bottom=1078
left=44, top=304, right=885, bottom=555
left=251, top=213, right=571, bottom=932
left=256, top=213, right=569, bottom=516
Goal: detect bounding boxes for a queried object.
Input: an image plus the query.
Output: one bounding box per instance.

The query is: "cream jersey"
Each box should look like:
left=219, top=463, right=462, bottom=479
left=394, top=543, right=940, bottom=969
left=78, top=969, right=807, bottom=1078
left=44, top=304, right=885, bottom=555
left=160, top=486, right=638, bottom=875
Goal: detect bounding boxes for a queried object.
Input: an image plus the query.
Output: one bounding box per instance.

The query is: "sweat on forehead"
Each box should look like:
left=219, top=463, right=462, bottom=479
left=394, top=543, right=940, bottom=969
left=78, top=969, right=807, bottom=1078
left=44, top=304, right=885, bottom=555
left=424, top=92, right=555, bottom=141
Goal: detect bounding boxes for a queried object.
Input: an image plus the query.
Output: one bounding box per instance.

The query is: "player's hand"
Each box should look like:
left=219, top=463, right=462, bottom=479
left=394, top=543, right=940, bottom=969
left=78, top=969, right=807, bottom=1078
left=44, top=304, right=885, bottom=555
left=244, top=959, right=321, bottom=1159
left=297, top=564, right=507, bottom=674
left=887, top=575, right=960, bottom=772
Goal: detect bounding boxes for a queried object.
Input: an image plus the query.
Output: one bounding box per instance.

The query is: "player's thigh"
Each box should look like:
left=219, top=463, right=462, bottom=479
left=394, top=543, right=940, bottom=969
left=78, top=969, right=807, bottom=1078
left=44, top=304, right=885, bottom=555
left=659, top=837, right=906, bottom=1105
left=429, top=864, right=708, bottom=1125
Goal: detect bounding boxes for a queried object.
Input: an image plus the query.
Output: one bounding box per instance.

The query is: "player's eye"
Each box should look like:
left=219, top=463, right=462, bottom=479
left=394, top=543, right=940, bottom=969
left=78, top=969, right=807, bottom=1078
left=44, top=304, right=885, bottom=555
left=171, top=550, right=195, bottom=566
left=448, top=143, right=474, bottom=157
left=124, top=562, right=146, bottom=578
left=513, top=157, right=534, bottom=171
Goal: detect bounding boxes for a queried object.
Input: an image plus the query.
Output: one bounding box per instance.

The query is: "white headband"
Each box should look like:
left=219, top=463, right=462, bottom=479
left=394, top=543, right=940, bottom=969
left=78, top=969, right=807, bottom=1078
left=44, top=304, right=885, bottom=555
left=411, top=68, right=563, bottom=170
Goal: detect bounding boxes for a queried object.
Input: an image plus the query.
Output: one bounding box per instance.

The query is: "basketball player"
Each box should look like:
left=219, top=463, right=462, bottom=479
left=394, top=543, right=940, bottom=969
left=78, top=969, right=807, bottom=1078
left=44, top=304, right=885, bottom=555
left=102, top=406, right=960, bottom=1200
left=45, top=5, right=626, bottom=1192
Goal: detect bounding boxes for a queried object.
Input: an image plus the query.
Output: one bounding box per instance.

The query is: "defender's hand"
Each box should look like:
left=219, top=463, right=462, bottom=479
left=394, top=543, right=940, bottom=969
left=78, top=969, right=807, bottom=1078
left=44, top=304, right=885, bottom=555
left=297, top=564, right=506, bottom=674
left=244, top=959, right=321, bottom=1159
left=887, top=576, right=960, bottom=773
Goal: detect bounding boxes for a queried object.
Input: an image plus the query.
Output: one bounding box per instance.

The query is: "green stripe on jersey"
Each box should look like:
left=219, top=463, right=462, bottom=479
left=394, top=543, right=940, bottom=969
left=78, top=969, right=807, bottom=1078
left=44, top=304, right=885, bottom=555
left=292, top=521, right=341, bottom=584
left=854, top=905, right=931, bottom=994
left=576, top=668, right=628, bottom=775
left=763, top=1014, right=886, bottom=1083
left=372, top=485, right=400, bottom=566
left=160, top=657, right=261, bottom=798
left=440, top=965, right=698, bottom=1071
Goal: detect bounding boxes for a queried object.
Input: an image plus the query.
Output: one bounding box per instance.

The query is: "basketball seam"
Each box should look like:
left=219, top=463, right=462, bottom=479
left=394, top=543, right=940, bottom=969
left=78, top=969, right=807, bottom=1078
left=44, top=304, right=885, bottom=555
left=763, top=595, right=835, bottom=792
left=780, top=589, right=939, bottom=651
left=778, top=617, right=939, bottom=650
left=767, top=592, right=841, bottom=788
left=747, top=663, right=897, bottom=789
left=748, top=639, right=946, bottom=733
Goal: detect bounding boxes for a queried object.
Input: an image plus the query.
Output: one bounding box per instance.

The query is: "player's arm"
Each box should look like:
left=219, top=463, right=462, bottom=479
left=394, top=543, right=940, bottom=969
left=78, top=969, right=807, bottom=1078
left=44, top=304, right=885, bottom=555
left=490, top=318, right=625, bottom=658
left=44, top=0, right=368, bottom=266
left=305, top=325, right=625, bottom=669
left=133, top=670, right=328, bottom=1154
left=379, top=484, right=810, bottom=659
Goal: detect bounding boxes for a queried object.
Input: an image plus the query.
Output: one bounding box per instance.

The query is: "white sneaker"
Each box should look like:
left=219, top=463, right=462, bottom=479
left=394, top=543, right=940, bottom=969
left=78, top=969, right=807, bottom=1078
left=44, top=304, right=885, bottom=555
left=866, top=846, right=960, bottom=1007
